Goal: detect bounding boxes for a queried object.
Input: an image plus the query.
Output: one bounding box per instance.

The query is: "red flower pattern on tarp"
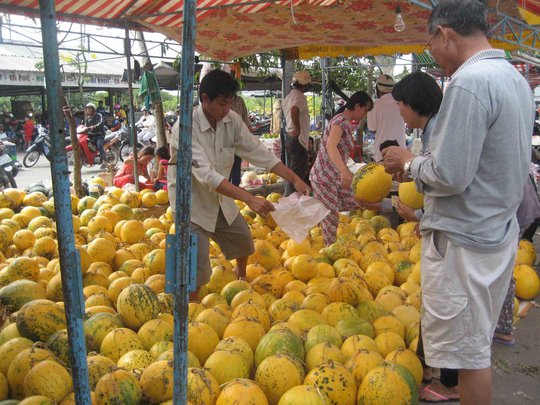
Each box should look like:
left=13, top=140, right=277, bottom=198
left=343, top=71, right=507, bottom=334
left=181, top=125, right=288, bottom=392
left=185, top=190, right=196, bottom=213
left=320, top=21, right=344, bottom=30
left=248, top=29, right=268, bottom=36
left=199, top=30, right=218, bottom=38
left=347, top=0, right=373, bottom=12
left=291, top=24, right=311, bottom=32
left=265, top=17, right=289, bottom=25
left=214, top=50, right=233, bottom=60
left=379, top=26, right=399, bottom=33
left=352, top=21, right=377, bottom=30
left=294, top=13, right=316, bottom=23
left=224, top=32, right=242, bottom=41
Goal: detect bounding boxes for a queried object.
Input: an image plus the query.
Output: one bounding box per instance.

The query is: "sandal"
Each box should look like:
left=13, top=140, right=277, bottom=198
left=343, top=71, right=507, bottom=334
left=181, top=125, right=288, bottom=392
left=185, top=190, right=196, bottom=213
left=420, top=383, right=459, bottom=403
left=492, top=336, right=516, bottom=346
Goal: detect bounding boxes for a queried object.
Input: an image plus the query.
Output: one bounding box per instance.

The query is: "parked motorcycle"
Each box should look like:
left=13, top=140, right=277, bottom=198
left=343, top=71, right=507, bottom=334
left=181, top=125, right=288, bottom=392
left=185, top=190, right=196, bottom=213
left=118, top=126, right=144, bottom=162
left=66, top=125, right=119, bottom=168
left=23, top=125, right=51, bottom=168
left=0, top=140, right=18, bottom=189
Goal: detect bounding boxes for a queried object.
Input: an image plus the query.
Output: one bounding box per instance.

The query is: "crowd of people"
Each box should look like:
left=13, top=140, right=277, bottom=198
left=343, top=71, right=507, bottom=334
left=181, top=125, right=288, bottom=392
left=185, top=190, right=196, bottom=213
left=161, top=2, right=539, bottom=405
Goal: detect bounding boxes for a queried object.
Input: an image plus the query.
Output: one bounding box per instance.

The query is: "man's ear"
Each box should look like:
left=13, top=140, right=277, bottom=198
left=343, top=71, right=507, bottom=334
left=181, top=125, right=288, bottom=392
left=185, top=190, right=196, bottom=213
left=201, top=94, right=208, bottom=104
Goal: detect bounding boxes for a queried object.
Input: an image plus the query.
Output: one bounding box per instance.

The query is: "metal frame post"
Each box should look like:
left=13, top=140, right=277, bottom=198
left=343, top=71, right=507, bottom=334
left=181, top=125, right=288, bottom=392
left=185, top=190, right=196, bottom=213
left=124, top=25, right=139, bottom=191
left=38, top=1, right=91, bottom=404
left=173, top=0, right=196, bottom=402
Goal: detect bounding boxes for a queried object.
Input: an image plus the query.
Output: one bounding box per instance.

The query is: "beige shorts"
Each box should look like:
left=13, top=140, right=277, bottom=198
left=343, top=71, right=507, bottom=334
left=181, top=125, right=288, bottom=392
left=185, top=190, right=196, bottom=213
left=191, top=210, right=255, bottom=289
left=420, top=231, right=516, bottom=370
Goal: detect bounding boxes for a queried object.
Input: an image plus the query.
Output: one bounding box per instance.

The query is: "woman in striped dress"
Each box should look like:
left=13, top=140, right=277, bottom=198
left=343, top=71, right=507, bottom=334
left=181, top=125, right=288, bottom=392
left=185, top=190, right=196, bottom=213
left=310, top=91, right=373, bottom=245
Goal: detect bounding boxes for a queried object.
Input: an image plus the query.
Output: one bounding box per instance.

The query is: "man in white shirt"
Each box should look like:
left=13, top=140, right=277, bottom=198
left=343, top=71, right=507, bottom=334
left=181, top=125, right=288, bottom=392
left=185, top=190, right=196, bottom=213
left=135, top=107, right=156, bottom=142
left=168, top=69, right=310, bottom=300
left=367, top=74, right=406, bottom=161
left=282, top=70, right=311, bottom=195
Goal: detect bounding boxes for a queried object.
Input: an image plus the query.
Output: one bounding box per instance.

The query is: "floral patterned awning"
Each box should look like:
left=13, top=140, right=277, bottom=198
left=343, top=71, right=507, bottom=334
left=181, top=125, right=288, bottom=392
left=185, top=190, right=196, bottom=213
left=0, top=0, right=528, bottom=60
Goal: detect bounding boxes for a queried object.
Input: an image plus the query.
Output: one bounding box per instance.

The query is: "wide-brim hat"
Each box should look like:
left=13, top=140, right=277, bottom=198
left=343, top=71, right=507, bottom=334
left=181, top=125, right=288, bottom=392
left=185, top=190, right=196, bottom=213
left=376, top=75, right=395, bottom=94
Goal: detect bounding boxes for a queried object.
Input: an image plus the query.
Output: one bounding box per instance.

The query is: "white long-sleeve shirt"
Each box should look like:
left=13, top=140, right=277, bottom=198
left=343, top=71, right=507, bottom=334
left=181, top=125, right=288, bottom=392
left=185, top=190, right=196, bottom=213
left=168, top=106, right=280, bottom=232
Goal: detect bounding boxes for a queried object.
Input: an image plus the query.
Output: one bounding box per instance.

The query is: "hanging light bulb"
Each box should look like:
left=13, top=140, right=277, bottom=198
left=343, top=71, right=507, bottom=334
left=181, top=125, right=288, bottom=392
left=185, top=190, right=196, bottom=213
left=394, top=4, right=406, bottom=32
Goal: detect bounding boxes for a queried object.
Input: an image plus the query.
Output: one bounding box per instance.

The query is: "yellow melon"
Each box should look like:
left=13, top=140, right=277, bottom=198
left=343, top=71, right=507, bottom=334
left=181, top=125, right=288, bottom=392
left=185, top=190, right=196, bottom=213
left=352, top=163, right=392, bottom=203
left=120, top=220, right=145, bottom=244
left=398, top=181, right=424, bottom=209
left=514, top=264, right=540, bottom=299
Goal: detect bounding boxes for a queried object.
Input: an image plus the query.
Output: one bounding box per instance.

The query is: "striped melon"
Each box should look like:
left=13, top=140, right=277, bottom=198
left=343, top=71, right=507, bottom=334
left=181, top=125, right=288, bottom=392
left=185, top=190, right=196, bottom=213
left=86, top=354, right=116, bottom=391
left=23, top=360, right=73, bottom=403
left=305, top=342, right=346, bottom=372
left=95, top=369, right=142, bottom=405
left=45, top=329, right=70, bottom=365
left=0, top=323, right=21, bottom=346
left=137, top=319, right=174, bottom=350
left=16, top=299, right=66, bottom=342
left=217, top=378, right=269, bottom=405
left=6, top=257, right=40, bottom=282
left=0, top=279, right=46, bottom=311
left=139, top=360, right=173, bottom=403
left=345, top=349, right=384, bottom=385
left=187, top=367, right=221, bottom=405
left=352, top=163, right=392, bottom=203
left=278, top=384, right=331, bottom=405
left=215, top=336, right=254, bottom=370
left=305, top=324, right=343, bottom=353
left=304, top=361, right=357, bottom=405
left=100, top=328, right=144, bottom=362
left=255, top=354, right=306, bottom=404
left=18, top=395, right=55, bottom=404
left=255, top=328, right=305, bottom=368
left=188, top=322, right=220, bottom=364
left=204, top=350, right=250, bottom=385
left=7, top=347, right=56, bottom=399
left=0, top=337, right=34, bottom=375
left=117, top=350, right=154, bottom=371
left=116, top=284, right=160, bottom=331
left=357, top=362, right=418, bottom=404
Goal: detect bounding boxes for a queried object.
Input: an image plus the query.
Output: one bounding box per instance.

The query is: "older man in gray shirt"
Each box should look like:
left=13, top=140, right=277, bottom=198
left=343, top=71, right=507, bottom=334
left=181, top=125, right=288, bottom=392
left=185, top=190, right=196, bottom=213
left=383, top=1, right=534, bottom=404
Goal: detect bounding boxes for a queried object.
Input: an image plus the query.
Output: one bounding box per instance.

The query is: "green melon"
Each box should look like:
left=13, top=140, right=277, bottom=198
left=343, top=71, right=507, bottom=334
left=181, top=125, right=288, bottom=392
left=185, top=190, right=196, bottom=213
left=255, top=329, right=305, bottom=368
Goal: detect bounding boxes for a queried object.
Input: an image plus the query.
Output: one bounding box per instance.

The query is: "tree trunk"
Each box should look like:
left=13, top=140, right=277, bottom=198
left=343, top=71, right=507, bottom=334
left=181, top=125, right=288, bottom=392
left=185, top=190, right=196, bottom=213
left=60, top=94, right=84, bottom=197
left=136, top=31, right=168, bottom=148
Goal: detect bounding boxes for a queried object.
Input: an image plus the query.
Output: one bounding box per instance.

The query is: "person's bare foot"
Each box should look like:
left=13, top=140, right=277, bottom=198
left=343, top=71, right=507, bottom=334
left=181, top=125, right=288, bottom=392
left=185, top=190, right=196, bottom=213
left=420, top=381, right=459, bottom=402
left=493, top=332, right=515, bottom=345
left=423, top=367, right=433, bottom=383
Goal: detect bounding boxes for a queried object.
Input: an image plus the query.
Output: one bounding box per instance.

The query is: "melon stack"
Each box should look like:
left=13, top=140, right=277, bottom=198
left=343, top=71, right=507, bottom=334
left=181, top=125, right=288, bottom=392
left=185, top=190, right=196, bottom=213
left=0, top=171, right=538, bottom=404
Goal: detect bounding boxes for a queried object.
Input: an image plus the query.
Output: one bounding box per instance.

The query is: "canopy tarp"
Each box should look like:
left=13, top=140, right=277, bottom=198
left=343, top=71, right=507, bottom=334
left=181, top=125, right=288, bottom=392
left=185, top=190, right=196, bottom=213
left=519, top=0, right=540, bottom=24
left=0, top=0, right=532, bottom=60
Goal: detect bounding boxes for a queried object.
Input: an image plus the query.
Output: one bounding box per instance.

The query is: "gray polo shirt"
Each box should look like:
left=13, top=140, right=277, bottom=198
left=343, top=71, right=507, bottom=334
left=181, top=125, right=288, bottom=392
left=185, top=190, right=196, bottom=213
left=410, top=49, right=535, bottom=251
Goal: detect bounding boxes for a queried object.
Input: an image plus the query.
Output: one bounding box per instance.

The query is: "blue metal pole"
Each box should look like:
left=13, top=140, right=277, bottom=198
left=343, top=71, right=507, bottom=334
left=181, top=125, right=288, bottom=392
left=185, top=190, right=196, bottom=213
left=173, top=0, right=196, bottom=402
left=38, top=2, right=91, bottom=404
left=124, top=25, right=139, bottom=192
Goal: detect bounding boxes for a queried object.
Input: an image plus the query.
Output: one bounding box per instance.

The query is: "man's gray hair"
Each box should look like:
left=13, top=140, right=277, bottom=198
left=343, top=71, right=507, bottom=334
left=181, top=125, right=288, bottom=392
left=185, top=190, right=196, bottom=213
left=428, top=0, right=488, bottom=36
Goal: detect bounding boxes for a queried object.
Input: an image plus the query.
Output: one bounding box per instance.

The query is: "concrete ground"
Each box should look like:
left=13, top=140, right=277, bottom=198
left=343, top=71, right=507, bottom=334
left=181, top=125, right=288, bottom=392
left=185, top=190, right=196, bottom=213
left=13, top=150, right=103, bottom=190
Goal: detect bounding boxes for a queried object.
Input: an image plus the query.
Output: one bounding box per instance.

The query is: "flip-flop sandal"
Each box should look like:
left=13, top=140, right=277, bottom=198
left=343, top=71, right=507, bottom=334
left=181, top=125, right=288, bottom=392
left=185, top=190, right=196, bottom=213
left=420, top=384, right=460, bottom=403
left=492, top=336, right=516, bottom=346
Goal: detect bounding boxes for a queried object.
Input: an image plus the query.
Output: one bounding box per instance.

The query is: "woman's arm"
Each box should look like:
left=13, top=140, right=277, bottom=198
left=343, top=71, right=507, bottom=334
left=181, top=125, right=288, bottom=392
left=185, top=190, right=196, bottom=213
left=326, top=124, right=351, bottom=189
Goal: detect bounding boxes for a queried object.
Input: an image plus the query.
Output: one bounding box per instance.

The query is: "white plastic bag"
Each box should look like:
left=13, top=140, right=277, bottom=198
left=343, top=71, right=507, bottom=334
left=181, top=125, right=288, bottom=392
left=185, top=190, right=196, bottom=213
left=270, top=193, right=330, bottom=243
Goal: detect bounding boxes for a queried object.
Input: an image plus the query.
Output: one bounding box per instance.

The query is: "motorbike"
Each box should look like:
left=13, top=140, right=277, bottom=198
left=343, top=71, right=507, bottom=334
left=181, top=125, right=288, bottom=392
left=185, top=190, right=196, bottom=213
left=66, top=125, right=120, bottom=168
left=249, top=113, right=271, bottom=136
left=0, top=139, right=18, bottom=189
left=23, top=125, right=51, bottom=168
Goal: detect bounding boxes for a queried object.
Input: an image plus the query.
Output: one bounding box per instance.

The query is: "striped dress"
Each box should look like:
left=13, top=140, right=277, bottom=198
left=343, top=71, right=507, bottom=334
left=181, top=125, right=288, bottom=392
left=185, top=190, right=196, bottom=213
left=310, top=113, right=361, bottom=245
